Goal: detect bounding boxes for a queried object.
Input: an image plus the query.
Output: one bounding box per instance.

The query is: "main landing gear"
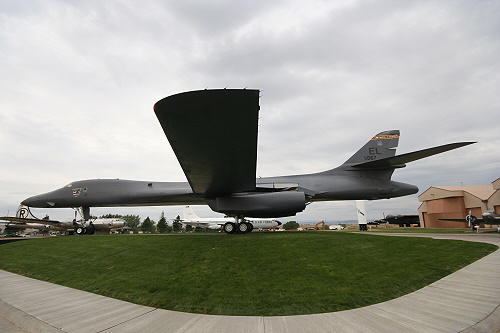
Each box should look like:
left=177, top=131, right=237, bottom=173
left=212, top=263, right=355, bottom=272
left=223, top=216, right=254, bottom=234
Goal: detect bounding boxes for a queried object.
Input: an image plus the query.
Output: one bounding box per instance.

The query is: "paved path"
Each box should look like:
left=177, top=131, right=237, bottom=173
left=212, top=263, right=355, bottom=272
left=0, top=313, right=25, bottom=333
left=1, top=233, right=499, bottom=333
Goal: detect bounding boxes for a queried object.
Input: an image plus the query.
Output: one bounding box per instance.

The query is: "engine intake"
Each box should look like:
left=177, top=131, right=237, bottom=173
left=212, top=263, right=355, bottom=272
left=208, top=191, right=306, bottom=218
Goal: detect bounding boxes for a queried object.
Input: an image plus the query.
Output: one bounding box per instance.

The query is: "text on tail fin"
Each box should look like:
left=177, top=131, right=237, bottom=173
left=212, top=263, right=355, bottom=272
left=16, top=205, right=38, bottom=219
left=343, top=130, right=400, bottom=165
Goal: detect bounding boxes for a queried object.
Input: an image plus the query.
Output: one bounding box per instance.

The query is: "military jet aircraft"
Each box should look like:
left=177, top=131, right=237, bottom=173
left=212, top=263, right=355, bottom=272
left=20, top=89, right=475, bottom=234
left=180, top=206, right=281, bottom=231
left=439, top=210, right=500, bottom=231
left=0, top=206, right=125, bottom=235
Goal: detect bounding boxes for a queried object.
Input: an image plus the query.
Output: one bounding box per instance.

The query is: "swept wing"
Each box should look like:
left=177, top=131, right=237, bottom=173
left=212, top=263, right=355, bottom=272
left=438, top=218, right=500, bottom=225
left=438, top=218, right=484, bottom=223
left=154, top=89, right=260, bottom=196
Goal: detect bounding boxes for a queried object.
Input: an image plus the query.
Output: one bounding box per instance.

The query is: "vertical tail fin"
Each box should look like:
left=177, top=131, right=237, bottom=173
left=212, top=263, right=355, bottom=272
left=342, top=130, right=400, bottom=166
left=16, top=205, right=38, bottom=219
left=182, top=206, right=199, bottom=221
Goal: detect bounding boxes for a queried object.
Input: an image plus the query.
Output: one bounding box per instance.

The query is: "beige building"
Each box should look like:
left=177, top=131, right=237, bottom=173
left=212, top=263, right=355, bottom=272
left=418, top=178, right=500, bottom=228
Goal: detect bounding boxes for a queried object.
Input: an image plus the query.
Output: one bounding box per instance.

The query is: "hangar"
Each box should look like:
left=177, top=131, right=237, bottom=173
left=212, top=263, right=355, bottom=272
left=418, top=178, right=500, bottom=228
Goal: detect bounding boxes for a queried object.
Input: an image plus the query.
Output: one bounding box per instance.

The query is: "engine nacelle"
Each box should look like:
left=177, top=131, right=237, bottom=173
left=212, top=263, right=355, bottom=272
left=208, top=191, right=306, bottom=218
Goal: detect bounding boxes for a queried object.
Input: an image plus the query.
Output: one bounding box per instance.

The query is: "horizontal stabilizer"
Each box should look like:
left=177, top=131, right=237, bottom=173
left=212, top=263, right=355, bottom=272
left=351, top=142, right=475, bottom=169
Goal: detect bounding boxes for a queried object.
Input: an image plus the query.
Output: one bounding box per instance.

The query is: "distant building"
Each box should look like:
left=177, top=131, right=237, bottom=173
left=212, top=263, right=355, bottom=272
left=418, top=178, right=500, bottom=228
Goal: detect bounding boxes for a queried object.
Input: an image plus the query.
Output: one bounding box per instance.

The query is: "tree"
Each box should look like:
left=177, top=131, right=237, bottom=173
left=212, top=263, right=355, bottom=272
left=141, top=217, right=156, bottom=233
left=123, top=215, right=141, bottom=233
left=42, top=215, right=50, bottom=220
left=157, top=215, right=168, bottom=233
left=173, top=215, right=183, bottom=232
left=283, top=221, right=300, bottom=230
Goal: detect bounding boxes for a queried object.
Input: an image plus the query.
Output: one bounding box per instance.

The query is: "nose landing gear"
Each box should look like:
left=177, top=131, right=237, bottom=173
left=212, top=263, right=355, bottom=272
left=74, top=223, right=95, bottom=235
left=72, top=206, right=96, bottom=235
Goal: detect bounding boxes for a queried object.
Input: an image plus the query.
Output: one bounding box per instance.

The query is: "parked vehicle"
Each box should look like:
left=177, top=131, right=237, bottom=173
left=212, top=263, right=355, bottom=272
left=329, top=225, right=345, bottom=230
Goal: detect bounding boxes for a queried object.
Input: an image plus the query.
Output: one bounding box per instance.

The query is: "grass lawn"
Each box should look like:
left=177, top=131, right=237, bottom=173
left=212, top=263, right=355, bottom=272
left=0, top=232, right=496, bottom=316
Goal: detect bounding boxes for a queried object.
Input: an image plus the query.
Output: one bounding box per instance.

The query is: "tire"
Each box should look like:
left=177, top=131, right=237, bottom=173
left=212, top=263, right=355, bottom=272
left=247, top=223, right=254, bottom=233
left=238, top=222, right=249, bottom=233
left=223, top=222, right=236, bottom=234
left=75, top=227, right=86, bottom=235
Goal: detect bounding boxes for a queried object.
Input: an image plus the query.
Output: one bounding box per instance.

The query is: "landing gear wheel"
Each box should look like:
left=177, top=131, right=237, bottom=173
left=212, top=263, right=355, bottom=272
left=75, top=227, right=86, bottom=235
left=86, top=224, right=95, bottom=235
left=223, top=222, right=236, bottom=234
left=238, top=222, right=250, bottom=233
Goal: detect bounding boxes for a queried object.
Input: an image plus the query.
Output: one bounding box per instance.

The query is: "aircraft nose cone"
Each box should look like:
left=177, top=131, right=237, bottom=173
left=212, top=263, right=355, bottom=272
left=21, top=195, right=51, bottom=208
left=21, top=196, right=37, bottom=207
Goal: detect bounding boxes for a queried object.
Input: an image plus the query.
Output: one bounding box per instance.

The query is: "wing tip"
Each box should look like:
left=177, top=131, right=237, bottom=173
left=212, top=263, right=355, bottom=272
left=451, top=141, right=477, bottom=148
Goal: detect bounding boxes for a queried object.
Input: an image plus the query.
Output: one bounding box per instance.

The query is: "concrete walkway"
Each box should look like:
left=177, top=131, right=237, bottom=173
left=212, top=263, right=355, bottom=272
left=1, top=233, right=499, bottom=333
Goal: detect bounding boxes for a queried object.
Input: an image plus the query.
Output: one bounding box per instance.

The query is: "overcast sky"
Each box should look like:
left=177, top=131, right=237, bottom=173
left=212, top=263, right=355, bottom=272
left=1, top=0, right=499, bottom=223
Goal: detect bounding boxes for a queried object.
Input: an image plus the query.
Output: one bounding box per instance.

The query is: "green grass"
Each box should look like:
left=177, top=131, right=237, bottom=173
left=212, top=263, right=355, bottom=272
left=0, top=233, right=496, bottom=316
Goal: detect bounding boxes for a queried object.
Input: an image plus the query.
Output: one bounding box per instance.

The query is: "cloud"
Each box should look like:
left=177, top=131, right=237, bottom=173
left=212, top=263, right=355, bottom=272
left=1, top=0, right=499, bottom=221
